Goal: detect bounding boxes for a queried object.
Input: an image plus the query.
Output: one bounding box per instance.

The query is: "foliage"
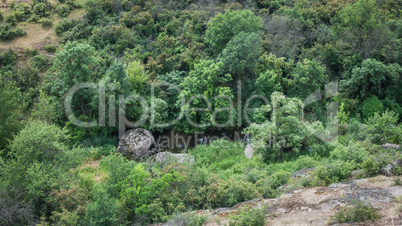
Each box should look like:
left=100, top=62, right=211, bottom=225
left=205, top=10, right=263, bottom=54
left=0, top=188, right=35, bottom=225
left=362, top=96, right=383, bottom=119
left=127, top=60, right=149, bottom=94
left=177, top=60, right=233, bottom=132
left=30, top=54, right=51, bottom=71
left=245, top=92, right=323, bottom=161
left=340, top=59, right=401, bottom=100
left=362, top=110, right=401, bottom=144
left=315, top=160, right=354, bottom=185
left=217, top=32, right=263, bottom=79
left=229, top=205, right=266, bottom=226
left=0, top=74, right=22, bottom=150
left=331, top=200, right=381, bottom=223
left=0, top=24, right=26, bottom=41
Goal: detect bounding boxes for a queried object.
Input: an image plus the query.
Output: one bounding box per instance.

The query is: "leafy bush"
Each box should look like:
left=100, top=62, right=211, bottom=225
left=30, top=54, right=51, bottom=71
left=39, top=17, right=52, bottom=27
left=55, top=4, right=71, bottom=17
left=0, top=24, right=26, bottom=41
left=362, top=95, right=383, bottom=119
left=330, top=143, right=369, bottom=167
left=331, top=201, right=381, bottom=223
left=43, top=44, right=58, bottom=53
left=362, top=110, right=401, bottom=144
left=229, top=205, right=266, bottom=226
left=315, top=160, right=354, bottom=185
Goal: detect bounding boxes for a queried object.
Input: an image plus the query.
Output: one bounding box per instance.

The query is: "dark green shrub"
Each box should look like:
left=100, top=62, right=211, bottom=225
left=55, top=4, right=71, bottom=17
left=39, top=17, right=52, bottom=27
left=30, top=54, right=51, bottom=71
left=362, top=95, right=383, bottom=119
left=0, top=24, right=26, bottom=41
left=0, top=49, right=17, bottom=67
left=43, top=44, right=58, bottom=53
left=5, top=14, right=17, bottom=25
left=331, top=201, right=381, bottom=223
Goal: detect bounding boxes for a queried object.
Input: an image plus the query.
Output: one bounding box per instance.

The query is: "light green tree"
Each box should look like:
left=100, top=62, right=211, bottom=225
left=288, top=59, right=328, bottom=98
left=178, top=60, right=233, bottom=132
left=245, top=92, right=324, bottom=161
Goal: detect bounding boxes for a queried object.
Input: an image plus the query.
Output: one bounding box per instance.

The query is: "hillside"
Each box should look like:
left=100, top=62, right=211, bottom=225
left=0, top=0, right=401, bottom=225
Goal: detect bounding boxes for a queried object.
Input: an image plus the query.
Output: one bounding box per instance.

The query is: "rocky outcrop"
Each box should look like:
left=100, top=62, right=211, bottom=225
left=155, top=152, right=194, bottom=165
left=116, top=128, right=157, bottom=161
left=166, top=176, right=402, bottom=226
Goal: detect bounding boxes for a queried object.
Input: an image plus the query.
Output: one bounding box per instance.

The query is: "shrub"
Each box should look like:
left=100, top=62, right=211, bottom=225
left=0, top=49, right=17, bottom=67
left=43, top=44, right=58, bottom=53
left=30, top=54, right=51, bottom=71
left=362, top=110, right=401, bottom=144
left=331, top=201, right=381, bottom=223
left=362, top=95, right=383, bottom=119
left=39, top=17, right=52, bottom=27
left=5, top=13, right=17, bottom=25
left=55, top=4, right=71, bottom=17
left=0, top=24, right=26, bottom=41
left=330, top=143, right=369, bottom=167
left=229, top=205, right=266, bottom=226
left=315, top=160, right=354, bottom=185
left=167, top=212, right=207, bottom=226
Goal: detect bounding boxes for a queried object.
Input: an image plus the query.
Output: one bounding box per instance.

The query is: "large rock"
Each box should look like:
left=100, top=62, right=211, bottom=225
left=116, top=128, right=156, bottom=161
left=381, top=143, right=400, bottom=149
left=155, top=152, right=194, bottom=164
left=244, top=144, right=254, bottom=159
left=379, top=159, right=402, bottom=177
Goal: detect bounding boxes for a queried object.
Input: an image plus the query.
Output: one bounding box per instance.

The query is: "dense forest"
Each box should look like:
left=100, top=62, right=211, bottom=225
left=0, top=0, right=401, bottom=224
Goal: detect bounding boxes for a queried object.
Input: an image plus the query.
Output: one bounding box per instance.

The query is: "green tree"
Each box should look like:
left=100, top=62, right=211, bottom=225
left=205, top=10, right=263, bottom=55
left=288, top=59, right=328, bottom=98
left=336, top=0, right=391, bottom=58
left=255, top=53, right=294, bottom=98
left=217, top=32, right=263, bottom=79
left=245, top=92, right=323, bottom=161
left=127, top=60, right=149, bottom=94
left=0, top=74, right=22, bottom=150
left=177, top=60, right=233, bottom=132
left=340, top=58, right=401, bottom=100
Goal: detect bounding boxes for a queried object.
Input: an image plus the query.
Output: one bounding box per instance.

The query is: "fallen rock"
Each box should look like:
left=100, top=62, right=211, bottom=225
left=116, top=128, right=156, bottom=161
left=155, top=152, right=194, bottom=164
left=379, top=159, right=402, bottom=177
left=290, top=167, right=315, bottom=179
left=381, top=143, right=400, bottom=149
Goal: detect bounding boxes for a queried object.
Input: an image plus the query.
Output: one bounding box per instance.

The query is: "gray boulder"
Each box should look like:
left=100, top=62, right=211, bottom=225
left=379, top=159, right=402, bottom=177
left=116, top=128, right=156, bottom=161
left=244, top=144, right=254, bottom=159
left=381, top=143, right=400, bottom=149
left=155, top=152, right=194, bottom=164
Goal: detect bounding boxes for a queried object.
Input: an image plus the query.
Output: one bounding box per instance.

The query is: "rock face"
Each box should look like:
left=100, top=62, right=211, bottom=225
left=163, top=176, right=401, bottom=226
left=116, top=128, right=156, bottom=161
left=381, top=143, right=400, bottom=149
left=155, top=152, right=194, bottom=164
